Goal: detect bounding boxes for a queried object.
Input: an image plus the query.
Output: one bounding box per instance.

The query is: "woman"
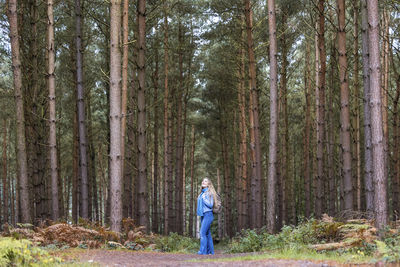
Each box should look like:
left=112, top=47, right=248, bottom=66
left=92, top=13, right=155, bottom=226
left=197, top=177, right=217, bottom=255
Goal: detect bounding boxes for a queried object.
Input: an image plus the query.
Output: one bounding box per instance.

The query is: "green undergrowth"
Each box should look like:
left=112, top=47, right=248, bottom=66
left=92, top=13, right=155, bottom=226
left=0, top=237, right=62, bottom=266
left=0, top=238, right=101, bottom=267
left=191, top=249, right=373, bottom=264
left=4, top=218, right=400, bottom=265
left=155, top=232, right=198, bottom=253
left=225, top=219, right=400, bottom=263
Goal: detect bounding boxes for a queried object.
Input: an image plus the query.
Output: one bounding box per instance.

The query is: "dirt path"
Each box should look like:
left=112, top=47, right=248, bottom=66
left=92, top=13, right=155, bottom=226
left=76, top=250, right=337, bottom=267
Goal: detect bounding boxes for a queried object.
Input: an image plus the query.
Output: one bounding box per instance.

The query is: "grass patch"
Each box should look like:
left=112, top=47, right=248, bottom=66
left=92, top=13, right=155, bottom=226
left=189, top=249, right=374, bottom=264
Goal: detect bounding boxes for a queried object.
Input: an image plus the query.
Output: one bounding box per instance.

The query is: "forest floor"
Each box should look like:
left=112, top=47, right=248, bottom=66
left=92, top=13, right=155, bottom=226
left=69, top=249, right=389, bottom=267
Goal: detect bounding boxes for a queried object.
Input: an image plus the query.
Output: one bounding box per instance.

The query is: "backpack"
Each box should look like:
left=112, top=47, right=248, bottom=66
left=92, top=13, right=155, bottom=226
left=213, top=193, right=222, bottom=214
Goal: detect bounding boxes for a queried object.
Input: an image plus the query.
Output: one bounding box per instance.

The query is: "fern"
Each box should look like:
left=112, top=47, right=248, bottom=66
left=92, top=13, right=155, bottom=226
left=0, top=237, right=61, bottom=267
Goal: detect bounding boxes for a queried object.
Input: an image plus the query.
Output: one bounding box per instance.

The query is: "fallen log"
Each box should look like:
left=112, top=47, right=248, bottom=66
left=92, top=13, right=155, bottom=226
left=309, top=238, right=362, bottom=251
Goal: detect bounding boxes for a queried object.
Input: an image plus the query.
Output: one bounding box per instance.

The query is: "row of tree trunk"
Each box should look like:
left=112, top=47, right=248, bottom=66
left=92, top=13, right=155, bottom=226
left=4, top=0, right=393, bottom=235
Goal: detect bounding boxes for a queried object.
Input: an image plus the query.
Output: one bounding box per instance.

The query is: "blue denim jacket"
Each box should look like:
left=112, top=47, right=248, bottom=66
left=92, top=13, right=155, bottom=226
left=201, top=192, right=214, bottom=213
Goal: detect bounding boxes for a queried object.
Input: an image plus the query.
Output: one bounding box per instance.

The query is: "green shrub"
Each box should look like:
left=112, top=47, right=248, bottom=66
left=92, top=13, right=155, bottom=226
left=228, top=219, right=346, bottom=253
left=155, top=232, right=198, bottom=253
left=379, top=229, right=400, bottom=262
left=0, top=237, right=62, bottom=267
left=229, top=229, right=265, bottom=253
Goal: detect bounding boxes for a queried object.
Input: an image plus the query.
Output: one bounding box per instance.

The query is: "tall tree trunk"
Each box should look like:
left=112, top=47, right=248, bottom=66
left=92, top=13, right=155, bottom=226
left=328, top=33, right=337, bottom=216
left=315, top=0, right=326, bottom=218
left=217, top=169, right=222, bottom=240
left=120, top=0, right=129, bottom=191
left=7, top=0, right=31, bottom=223
left=25, top=0, right=47, bottom=221
left=98, top=147, right=107, bottom=223
left=47, top=0, right=59, bottom=221
left=392, top=75, right=400, bottom=217
left=11, top=175, right=15, bottom=225
left=360, top=0, right=373, bottom=214
left=219, top=113, right=230, bottom=236
left=352, top=3, right=361, bottom=211
left=137, top=0, right=148, bottom=230
left=2, top=119, right=8, bottom=223
left=86, top=112, right=93, bottom=220
left=152, top=38, right=160, bottom=233
left=56, top=113, right=64, bottom=219
left=223, top=130, right=232, bottom=237
left=163, top=2, right=170, bottom=235
left=167, top=117, right=174, bottom=231
left=381, top=9, right=389, bottom=183
left=181, top=53, right=191, bottom=236
left=266, top=0, right=278, bottom=233
left=14, top=132, right=19, bottom=224
left=109, top=0, right=123, bottom=232
left=125, top=60, right=136, bottom=220
left=279, top=12, right=289, bottom=224
left=189, top=125, right=195, bottom=237
left=72, top=108, right=79, bottom=223
left=304, top=41, right=312, bottom=218
left=390, top=46, right=400, bottom=217
left=244, top=0, right=263, bottom=229
left=237, top=27, right=248, bottom=230
left=87, top=89, right=98, bottom=221
left=313, top=23, right=320, bottom=215
left=367, top=0, right=388, bottom=231
left=174, top=20, right=184, bottom=235
left=337, top=0, right=353, bottom=212
left=182, top=144, right=186, bottom=235
left=75, top=0, right=89, bottom=219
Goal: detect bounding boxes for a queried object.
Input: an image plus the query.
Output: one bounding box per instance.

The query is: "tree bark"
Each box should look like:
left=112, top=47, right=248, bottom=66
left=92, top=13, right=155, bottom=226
left=244, top=0, right=263, bottom=229
left=238, top=25, right=248, bottom=230
left=85, top=85, right=96, bottom=221
left=124, top=58, right=136, bottom=220
left=352, top=2, right=361, bottom=211
left=11, top=175, right=15, bottom=225
left=75, top=0, right=89, bottom=219
left=7, top=0, right=31, bottom=223
left=367, top=0, right=388, bottom=231
left=327, top=33, right=337, bottom=216
left=304, top=41, right=312, bottom=218
left=315, top=0, right=326, bottom=218
left=47, top=0, right=59, bottom=221
left=217, top=169, right=222, bottom=240
left=337, top=0, right=353, bottom=212
left=279, top=12, right=290, bottom=224
left=174, top=20, right=184, bottom=234
left=137, top=0, right=148, bottom=230
left=163, top=2, right=170, bottom=235
left=2, top=119, right=8, bottom=223
left=152, top=37, right=160, bottom=233
left=360, top=0, right=373, bottom=214
left=219, top=113, right=230, bottom=236
left=109, top=0, right=123, bottom=232
left=392, top=74, right=400, bottom=218
left=189, top=125, right=195, bottom=237
left=267, top=0, right=278, bottom=233
left=381, top=9, right=389, bottom=182
left=120, top=0, right=129, bottom=188
left=72, top=108, right=79, bottom=223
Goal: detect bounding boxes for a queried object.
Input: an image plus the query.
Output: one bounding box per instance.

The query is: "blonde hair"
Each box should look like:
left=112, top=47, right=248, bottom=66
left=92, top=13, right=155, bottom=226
left=202, top=178, right=218, bottom=203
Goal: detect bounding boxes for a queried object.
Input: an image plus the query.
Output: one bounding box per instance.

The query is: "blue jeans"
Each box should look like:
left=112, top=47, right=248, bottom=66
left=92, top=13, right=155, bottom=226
left=198, top=211, right=214, bottom=255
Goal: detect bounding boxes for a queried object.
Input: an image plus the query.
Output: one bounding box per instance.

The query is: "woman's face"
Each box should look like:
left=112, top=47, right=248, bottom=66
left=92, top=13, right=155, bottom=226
left=201, top=179, right=209, bottom=188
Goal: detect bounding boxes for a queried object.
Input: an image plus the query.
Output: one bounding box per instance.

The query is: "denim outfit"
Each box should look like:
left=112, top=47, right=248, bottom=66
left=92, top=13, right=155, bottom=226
left=197, top=188, right=214, bottom=255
